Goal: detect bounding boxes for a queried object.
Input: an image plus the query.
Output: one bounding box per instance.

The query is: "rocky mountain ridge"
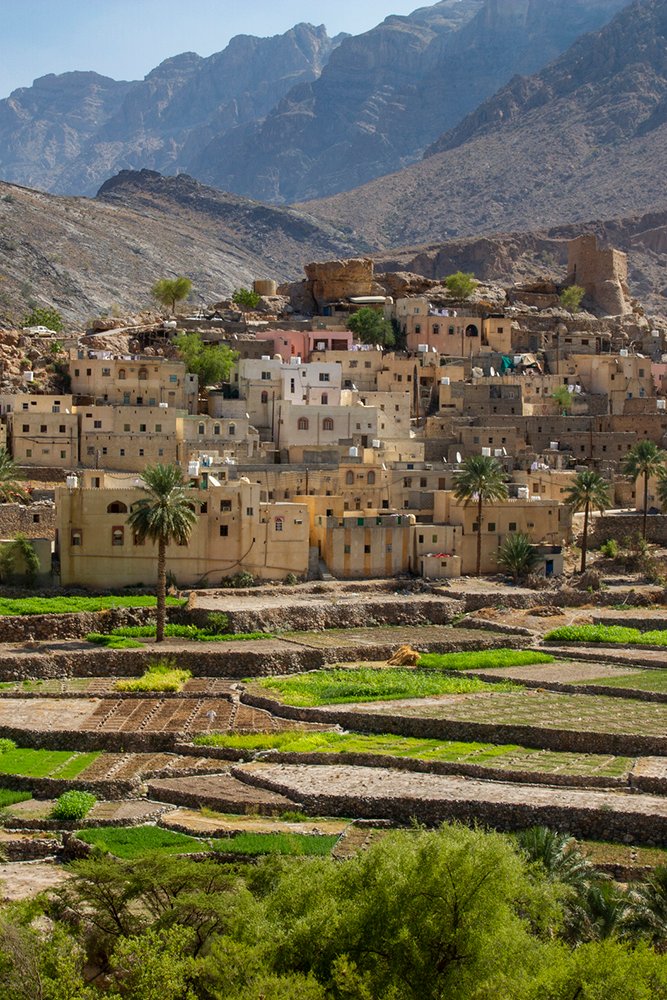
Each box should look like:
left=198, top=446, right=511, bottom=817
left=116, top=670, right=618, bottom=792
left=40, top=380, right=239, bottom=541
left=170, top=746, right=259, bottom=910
left=300, top=0, right=667, bottom=250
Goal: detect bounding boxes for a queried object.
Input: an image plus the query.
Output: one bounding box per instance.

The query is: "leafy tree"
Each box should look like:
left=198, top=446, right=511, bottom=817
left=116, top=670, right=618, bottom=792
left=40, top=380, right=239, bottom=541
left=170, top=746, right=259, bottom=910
left=560, top=285, right=585, bottom=312
left=174, top=331, right=237, bottom=387
left=497, top=531, right=538, bottom=584
left=563, top=470, right=612, bottom=573
left=621, top=440, right=667, bottom=540
left=21, top=306, right=63, bottom=331
left=126, top=463, right=200, bottom=641
left=0, top=534, right=40, bottom=587
left=453, top=455, right=508, bottom=576
left=444, top=271, right=478, bottom=300
left=232, top=287, right=261, bottom=310
left=151, top=277, right=192, bottom=313
left=108, top=927, right=199, bottom=1000
left=347, top=307, right=395, bottom=348
left=50, top=341, right=63, bottom=355
left=552, top=384, right=573, bottom=413
left=0, top=449, right=27, bottom=503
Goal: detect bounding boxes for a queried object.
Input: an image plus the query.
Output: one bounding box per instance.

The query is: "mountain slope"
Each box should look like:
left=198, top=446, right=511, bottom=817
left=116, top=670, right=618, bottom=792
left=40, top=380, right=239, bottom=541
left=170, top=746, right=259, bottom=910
left=299, top=0, right=667, bottom=249
left=0, top=24, right=340, bottom=197
left=0, top=170, right=353, bottom=326
left=196, top=0, right=628, bottom=204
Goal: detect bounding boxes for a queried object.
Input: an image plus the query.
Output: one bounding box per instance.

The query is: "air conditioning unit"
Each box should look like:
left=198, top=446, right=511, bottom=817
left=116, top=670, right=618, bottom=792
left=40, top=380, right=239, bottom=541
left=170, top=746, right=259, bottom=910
left=188, top=461, right=200, bottom=476
left=159, top=402, right=168, bottom=408
left=372, top=439, right=381, bottom=449
left=66, top=476, right=78, bottom=489
left=24, top=371, right=34, bottom=382
left=441, top=377, right=450, bottom=385
left=481, top=447, right=491, bottom=457
left=517, top=486, right=530, bottom=499
left=290, top=356, right=301, bottom=366
left=550, top=441, right=559, bottom=450
left=620, top=349, right=628, bottom=357
left=316, top=342, right=326, bottom=351
left=261, top=355, right=271, bottom=361
left=418, top=344, right=429, bottom=352
left=349, top=447, right=358, bottom=457
left=659, top=399, right=666, bottom=410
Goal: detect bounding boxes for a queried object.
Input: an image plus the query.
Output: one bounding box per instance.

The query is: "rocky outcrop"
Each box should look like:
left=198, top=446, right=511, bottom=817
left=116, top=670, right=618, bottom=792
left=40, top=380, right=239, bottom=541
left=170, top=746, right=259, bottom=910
left=304, top=257, right=383, bottom=308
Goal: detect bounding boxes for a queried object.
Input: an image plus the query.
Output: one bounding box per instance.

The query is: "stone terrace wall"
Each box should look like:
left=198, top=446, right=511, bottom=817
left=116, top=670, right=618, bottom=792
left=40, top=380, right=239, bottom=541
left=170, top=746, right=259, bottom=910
left=587, top=514, right=667, bottom=547
left=0, top=503, right=56, bottom=539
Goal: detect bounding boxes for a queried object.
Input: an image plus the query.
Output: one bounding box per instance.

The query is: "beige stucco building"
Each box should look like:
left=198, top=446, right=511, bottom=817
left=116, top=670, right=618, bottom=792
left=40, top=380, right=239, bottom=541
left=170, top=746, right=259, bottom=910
left=69, top=354, right=198, bottom=412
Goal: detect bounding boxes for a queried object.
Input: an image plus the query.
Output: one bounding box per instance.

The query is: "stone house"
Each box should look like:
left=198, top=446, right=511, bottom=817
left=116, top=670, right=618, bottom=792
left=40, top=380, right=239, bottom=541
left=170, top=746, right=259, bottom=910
left=307, top=498, right=413, bottom=579
left=9, top=410, right=78, bottom=468
left=68, top=354, right=198, bottom=412
left=77, top=405, right=178, bottom=471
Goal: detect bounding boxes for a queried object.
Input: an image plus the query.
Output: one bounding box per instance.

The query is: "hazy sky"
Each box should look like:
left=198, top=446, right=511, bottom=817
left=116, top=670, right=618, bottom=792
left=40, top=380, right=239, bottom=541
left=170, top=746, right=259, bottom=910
left=0, top=0, right=425, bottom=99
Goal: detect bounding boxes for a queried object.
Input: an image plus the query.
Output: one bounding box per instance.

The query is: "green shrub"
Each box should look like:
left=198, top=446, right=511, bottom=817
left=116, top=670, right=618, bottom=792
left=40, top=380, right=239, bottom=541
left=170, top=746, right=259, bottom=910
left=600, top=539, right=618, bottom=559
left=206, top=612, right=229, bottom=635
left=285, top=572, right=298, bottom=586
left=214, top=832, right=339, bottom=857
left=0, top=739, right=17, bottom=754
left=116, top=659, right=192, bottom=692
left=221, top=570, right=254, bottom=589
left=51, top=790, right=97, bottom=820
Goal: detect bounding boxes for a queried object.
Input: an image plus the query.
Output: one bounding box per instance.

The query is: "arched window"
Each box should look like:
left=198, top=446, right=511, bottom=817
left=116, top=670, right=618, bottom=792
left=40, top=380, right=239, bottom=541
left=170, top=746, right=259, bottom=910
left=118, top=368, right=126, bottom=380
left=274, top=517, right=284, bottom=532
left=321, top=393, right=328, bottom=405
left=112, top=527, right=124, bottom=546
left=228, top=424, right=235, bottom=436
left=138, top=367, right=148, bottom=381
left=198, top=423, right=205, bottom=435
left=106, top=501, right=128, bottom=514
left=214, top=423, right=220, bottom=435
left=367, top=471, right=375, bottom=485
left=298, top=417, right=309, bottom=431
left=71, top=530, right=82, bottom=547
left=261, top=391, right=268, bottom=404
left=323, top=418, right=334, bottom=431
left=415, top=324, right=421, bottom=335
left=432, top=324, right=439, bottom=336
left=449, top=326, right=455, bottom=335
left=346, top=471, right=354, bottom=485
left=466, top=324, right=479, bottom=338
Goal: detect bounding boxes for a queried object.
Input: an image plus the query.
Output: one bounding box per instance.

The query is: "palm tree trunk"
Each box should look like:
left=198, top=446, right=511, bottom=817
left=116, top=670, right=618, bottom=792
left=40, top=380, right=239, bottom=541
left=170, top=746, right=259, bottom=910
left=156, top=537, right=166, bottom=643
left=476, top=495, right=483, bottom=577
left=581, top=502, right=589, bottom=573
left=643, top=471, right=649, bottom=540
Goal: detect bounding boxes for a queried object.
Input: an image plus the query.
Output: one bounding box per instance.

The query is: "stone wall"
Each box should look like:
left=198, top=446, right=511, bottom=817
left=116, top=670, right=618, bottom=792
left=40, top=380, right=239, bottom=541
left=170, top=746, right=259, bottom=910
left=587, top=514, right=667, bottom=547
left=0, top=503, right=56, bottom=540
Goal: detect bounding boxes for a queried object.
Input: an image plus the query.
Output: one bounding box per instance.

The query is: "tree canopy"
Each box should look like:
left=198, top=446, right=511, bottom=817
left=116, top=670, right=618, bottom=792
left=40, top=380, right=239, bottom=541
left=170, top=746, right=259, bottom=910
left=445, top=271, right=478, bottom=300
left=453, top=455, right=508, bottom=576
left=563, top=470, right=612, bottom=572
left=21, top=306, right=63, bottom=331
left=151, top=277, right=192, bottom=313
left=347, top=307, right=395, bottom=347
left=232, top=287, right=261, bottom=310
left=560, top=285, right=585, bottom=312
left=174, top=331, right=238, bottom=386
left=622, top=440, right=667, bottom=539
left=497, top=531, right=538, bottom=584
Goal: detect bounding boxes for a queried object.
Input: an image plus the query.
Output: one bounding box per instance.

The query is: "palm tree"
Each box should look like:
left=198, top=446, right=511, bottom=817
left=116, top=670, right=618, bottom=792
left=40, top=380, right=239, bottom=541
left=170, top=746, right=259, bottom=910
left=497, top=531, right=538, bottom=584
left=0, top=449, right=28, bottom=503
left=622, top=866, right=667, bottom=951
left=453, top=455, right=508, bottom=576
left=622, top=440, right=667, bottom=540
left=563, top=470, right=612, bottom=573
left=126, top=463, right=200, bottom=642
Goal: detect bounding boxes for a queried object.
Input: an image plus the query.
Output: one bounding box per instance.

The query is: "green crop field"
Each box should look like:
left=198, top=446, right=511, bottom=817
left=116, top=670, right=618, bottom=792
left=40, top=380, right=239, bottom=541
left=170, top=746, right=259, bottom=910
left=586, top=669, right=667, bottom=693
left=257, top=667, right=512, bottom=706
left=0, top=788, right=32, bottom=808
left=192, top=731, right=634, bottom=778
left=77, top=825, right=207, bottom=858
left=546, top=624, right=667, bottom=646
left=418, top=650, right=554, bottom=671
left=215, top=832, right=340, bottom=857
left=100, top=624, right=271, bottom=642
left=0, top=749, right=99, bottom=779
left=0, top=596, right=185, bottom=616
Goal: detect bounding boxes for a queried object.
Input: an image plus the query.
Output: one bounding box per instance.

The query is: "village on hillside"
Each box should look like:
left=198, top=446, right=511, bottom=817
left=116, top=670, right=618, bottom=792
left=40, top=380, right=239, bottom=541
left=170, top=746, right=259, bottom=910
left=0, top=233, right=665, bottom=591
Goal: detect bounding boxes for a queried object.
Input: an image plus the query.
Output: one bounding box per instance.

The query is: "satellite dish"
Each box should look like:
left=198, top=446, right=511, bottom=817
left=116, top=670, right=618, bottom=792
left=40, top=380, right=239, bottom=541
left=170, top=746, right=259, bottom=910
left=490, top=366, right=496, bottom=377
left=456, top=452, right=462, bottom=464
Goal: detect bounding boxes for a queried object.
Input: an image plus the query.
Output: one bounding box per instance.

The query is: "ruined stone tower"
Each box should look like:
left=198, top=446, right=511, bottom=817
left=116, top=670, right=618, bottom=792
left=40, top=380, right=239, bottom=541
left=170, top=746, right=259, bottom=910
left=566, top=235, right=630, bottom=315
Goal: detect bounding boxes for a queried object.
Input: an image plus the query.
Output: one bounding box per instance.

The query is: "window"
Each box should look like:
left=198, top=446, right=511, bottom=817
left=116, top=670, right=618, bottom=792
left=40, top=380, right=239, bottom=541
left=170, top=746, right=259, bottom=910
left=344, top=544, right=351, bottom=554
left=367, top=471, right=375, bottom=485
left=364, top=544, right=371, bottom=553
left=198, top=423, right=205, bottom=435
left=404, top=478, right=412, bottom=488
left=298, top=417, right=309, bottom=431
left=112, top=527, right=124, bottom=546
left=200, top=502, right=208, bottom=514
left=74, top=369, right=80, bottom=377
left=275, top=518, right=284, bottom=531
left=86, top=446, right=95, bottom=455
left=473, top=436, right=479, bottom=444
left=118, top=369, right=126, bottom=380
left=321, top=393, right=328, bottom=405
left=319, top=372, right=330, bottom=382
left=100, top=367, right=111, bottom=377
left=102, top=447, right=107, bottom=455
left=509, top=522, right=517, bottom=532
left=42, top=448, right=50, bottom=455
left=86, top=368, right=91, bottom=376
left=120, top=449, right=125, bottom=457
left=138, top=368, right=148, bottom=380
left=169, top=374, right=178, bottom=383
left=323, top=418, right=334, bottom=431
left=59, top=424, right=66, bottom=433
left=25, top=450, right=31, bottom=458
left=138, top=423, right=146, bottom=432
left=415, top=324, right=421, bottom=335
left=246, top=507, right=253, bottom=516
left=52, top=405, right=60, bottom=413
left=60, top=450, right=66, bottom=458
left=133, top=533, right=145, bottom=546
left=433, top=324, right=439, bottom=336
left=261, top=371, right=271, bottom=380
left=220, top=525, right=228, bottom=537
left=532, top=483, right=539, bottom=493
left=220, top=501, right=232, bottom=512
left=107, top=501, right=128, bottom=514
left=139, top=449, right=144, bottom=457
left=639, top=369, right=645, bottom=377
left=488, top=522, right=496, bottom=531
left=346, top=471, right=354, bottom=485
left=123, top=393, right=130, bottom=403
left=432, top=534, right=438, bottom=543
left=229, top=424, right=235, bottom=436
left=71, top=530, right=82, bottom=546
left=421, top=478, right=427, bottom=488
left=290, top=378, right=295, bottom=393
left=261, top=391, right=268, bottom=404
left=158, top=448, right=163, bottom=456
left=472, top=523, right=479, bottom=532
left=93, top=420, right=102, bottom=429
left=449, top=326, right=455, bottom=335
left=22, top=424, right=29, bottom=432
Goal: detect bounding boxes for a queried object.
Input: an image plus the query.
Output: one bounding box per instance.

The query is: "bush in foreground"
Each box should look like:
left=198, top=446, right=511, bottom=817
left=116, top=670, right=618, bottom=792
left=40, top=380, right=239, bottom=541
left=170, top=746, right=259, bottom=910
left=51, top=790, right=97, bottom=821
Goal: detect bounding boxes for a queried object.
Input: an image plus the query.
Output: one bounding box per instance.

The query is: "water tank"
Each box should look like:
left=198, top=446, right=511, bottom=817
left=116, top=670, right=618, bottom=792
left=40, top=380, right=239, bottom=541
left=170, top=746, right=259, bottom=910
left=261, top=355, right=271, bottom=361
left=652, top=330, right=661, bottom=337
left=481, top=447, right=491, bottom=457
left=188, top=461, right=200, bottom=477
left=550, top=441, right=559, bottom=451
left=349, top=447, right=358, bottom=458
left=316, top=342, right=326, bottom=351
left=24, top=371, right=34, bottom=382
left=494, top=449, right=503, bottom=457
left=620, top=349, right=628, bottom=357
left=517, top=486, right=530, bottom=499
left=66, top=476, right=78, bottom=488
left=372, top=439, right=381, bottom=449
left=658, top=399, right=666, bottom=410
left=290, top=356, right=301, bottom=366
left=418, top=344, right=429, bottom=353
left=158, top=402, right=168, bottom=409
left=253, top=279, right=276, bottom=296
left=441, top=377, right=450, bottom=385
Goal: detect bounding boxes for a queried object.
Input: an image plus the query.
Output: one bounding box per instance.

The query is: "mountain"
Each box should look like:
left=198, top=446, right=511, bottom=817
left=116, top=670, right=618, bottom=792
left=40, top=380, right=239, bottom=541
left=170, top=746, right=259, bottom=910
left=0, top=24, right=341, bottom=197
left=0, top=169, right=353, bottom=326
left=195, top=0, right=628, bottom=204
left=299, top=0, right=667, bottom=250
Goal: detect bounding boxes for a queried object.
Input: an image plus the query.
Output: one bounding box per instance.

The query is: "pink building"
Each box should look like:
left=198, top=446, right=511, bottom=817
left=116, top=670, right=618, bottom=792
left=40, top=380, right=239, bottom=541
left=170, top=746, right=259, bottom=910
left=651, top=362, right=667, bottom=395
left=264, top=330, right=353, bottom=363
